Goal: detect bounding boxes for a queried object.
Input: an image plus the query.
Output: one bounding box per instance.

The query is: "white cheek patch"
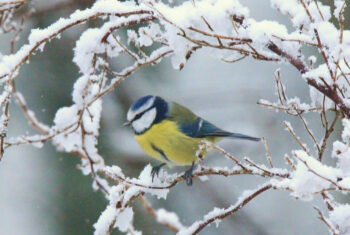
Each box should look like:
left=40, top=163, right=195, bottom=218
left=132, top=108, right=157, bottom=133
left=127, top=97, right=155, bottom=121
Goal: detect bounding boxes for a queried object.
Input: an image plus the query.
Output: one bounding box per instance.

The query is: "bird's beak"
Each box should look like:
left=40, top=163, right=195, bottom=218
left=123, top=121, right=131, bottom=126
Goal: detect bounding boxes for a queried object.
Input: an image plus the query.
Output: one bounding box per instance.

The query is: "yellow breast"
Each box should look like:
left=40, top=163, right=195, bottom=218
left=135, top=120, right=206, bottom=166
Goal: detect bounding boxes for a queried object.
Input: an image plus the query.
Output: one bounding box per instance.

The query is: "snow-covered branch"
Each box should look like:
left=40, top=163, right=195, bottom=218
left=178, top=183, right=273, bottom=235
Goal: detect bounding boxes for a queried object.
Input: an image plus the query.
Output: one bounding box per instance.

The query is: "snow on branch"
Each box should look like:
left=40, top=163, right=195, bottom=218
left=1, top=0, right=350, bottom=234
left=178, top=183, right=272, bottom=235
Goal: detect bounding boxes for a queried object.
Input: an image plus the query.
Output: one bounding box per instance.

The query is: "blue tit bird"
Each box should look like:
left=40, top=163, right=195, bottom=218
left=125, top=95, right=260, bottom=185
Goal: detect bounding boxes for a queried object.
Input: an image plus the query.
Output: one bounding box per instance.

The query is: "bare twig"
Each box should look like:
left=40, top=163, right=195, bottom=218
left=183, top=183, right=272, bottom=235
left=318, top=112, right=339, bottom=161
left=314, top=207, right=339, bottom=235
left=262, top=137, right=273, bottom=167
left=138, top=195, right=181, bottom=232
left=285, top=155, right=296, bottom=171
left=283, top=121, right=308, bottom=152
left=293, top=106, right=320, bottom=153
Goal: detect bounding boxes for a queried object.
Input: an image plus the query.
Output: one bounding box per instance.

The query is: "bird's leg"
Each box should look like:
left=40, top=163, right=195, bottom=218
left=197, top=153, right=204, bottom=169
left=184, top=162, right=195, bottom=186
left=151, top=163, right=166, bottom=182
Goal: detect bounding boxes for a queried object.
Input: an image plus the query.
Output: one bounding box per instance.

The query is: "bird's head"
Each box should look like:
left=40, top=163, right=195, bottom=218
left=126, top=95, right=169, bottom=134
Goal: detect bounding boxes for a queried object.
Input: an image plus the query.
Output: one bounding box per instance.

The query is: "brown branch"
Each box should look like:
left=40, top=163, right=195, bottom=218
left=294, top=154, right=350, bottom=192
left=298, top=0, right=314, bottom=22
left=138, top=195, right=181, bottom=233
left=1, top=9, right=155, bottom=81
left=267, top=42, right=307, bottom=73
left=267, top=42, right=350, bottom=118
left=0, top=0, right=27, bottom=7
left=13, top=91, right=49, bottom=134
left=206, top=142, right=247, bottom=169
left=14, top=0, right=93, bottom=18
left=80, top=115, right=109, bottom=195
left=103, top=164, right=289, bottom=192
left=188, top=26, right=252, bottom=42
left=111, top=34, right=139, bottom=61
left=283, top=121, right=308, bottom=152
left=87, top=48, right=173, bottom=107
left=314, top=28, right=335, bottom=80
left=272, top=34, right=317, bottom=47
left=285, top=155, right=296, bottom=171
left=294, top=106, right=320, bottom=153
left=318, top=111, right=339, bottom=161
left=189, top=184, right=272, bottom=235
left=221, top=54, right=247, bottom=63
left=262, top=137, right=273, bottom=167
left=321, top=191, right=335, bottom=211
left=257, top=101, right=322, bottom=113
left=178, top=45, right=201, bottom=70
left=0, top=93, right=10, bottom=161
left=313, top=0, right=325, bottom=21
left=0, top=12, right=100, bottom=80
left=100, top=14, right=155, bottom=43
left=314, top=207, right=339, bottom=235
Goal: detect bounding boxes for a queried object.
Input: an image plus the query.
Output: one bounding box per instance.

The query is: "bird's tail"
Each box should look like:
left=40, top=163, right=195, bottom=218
left=228, top=133, right=261, bottom=141
left=213, top=131, right=261, bottom=141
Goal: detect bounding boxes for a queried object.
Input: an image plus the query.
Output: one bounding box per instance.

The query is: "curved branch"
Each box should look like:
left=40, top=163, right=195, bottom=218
left=179, top=183, right=272, bottom=235
left=267, top=42, right=350, bottom=118
left=0, top=5, right=153, bottom=80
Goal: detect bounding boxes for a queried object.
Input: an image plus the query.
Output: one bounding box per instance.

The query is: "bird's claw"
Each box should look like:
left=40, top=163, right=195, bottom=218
left=151, top=163, right=166, bottom=182
left=184, top=162, right=195, bottom=186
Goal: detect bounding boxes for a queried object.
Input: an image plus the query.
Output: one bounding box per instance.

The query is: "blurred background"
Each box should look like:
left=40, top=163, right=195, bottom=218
left=0, top=0, right=349, bottom=234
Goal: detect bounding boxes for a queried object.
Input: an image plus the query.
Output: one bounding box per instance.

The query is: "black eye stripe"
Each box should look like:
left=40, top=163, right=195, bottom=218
left=131, top=106, right=155, bottom=123
left=134, top=112, right=144, bottom=120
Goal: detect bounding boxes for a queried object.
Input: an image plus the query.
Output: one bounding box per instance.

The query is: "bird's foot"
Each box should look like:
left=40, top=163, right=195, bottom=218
left=151, top=163, right=166, bottom=182
left=184, top=162, right=195, bottom=186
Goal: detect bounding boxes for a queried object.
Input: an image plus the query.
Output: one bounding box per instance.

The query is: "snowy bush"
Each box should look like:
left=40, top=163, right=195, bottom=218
left=1, top=0, right=350, bottom=234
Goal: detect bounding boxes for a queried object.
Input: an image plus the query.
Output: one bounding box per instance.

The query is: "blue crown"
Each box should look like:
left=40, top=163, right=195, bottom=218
left=129, top=95, right=169, bottom=125
left=130, top=95, right=154, bottom=111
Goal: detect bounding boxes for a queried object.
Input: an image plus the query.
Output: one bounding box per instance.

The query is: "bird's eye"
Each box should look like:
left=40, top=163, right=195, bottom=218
left=133, top=111, right=144, bottom=121
left=131, top=106, right=155, bottom=123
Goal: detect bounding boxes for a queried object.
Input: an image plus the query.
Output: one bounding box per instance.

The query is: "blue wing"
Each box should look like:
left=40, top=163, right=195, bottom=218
left=180, top=118, right=260, bottom=141
left=180, top=118, right=221, bottom=137
left=167, top=101, right=260, bottom=141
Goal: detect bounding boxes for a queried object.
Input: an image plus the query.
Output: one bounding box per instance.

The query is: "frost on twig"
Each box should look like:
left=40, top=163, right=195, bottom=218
left=177, top=183, right=272, bottom=235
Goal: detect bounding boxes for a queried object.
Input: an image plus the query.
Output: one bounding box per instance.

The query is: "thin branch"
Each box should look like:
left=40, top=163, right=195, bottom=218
left=318, top=111, right=339, bottom=161
left=285, top=155, right=296, bottom=171
left=283, top=121, right=308, bottom=152
left=294, top=106, right=320, bottom=153
left=267, top=42, right=350, bottom=118
left=294, top=154, right=350, bottom=192
left=0, top=0, right=27, bottom=7
left=181, top=183, right=272, bottom=235
left=13, top=91, right=49, bottom=134
left=262, top=137, right=273, bottom=168
left=314, top=207, right=339, bottom=235
left=138, top=195, right=182, bottom=233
